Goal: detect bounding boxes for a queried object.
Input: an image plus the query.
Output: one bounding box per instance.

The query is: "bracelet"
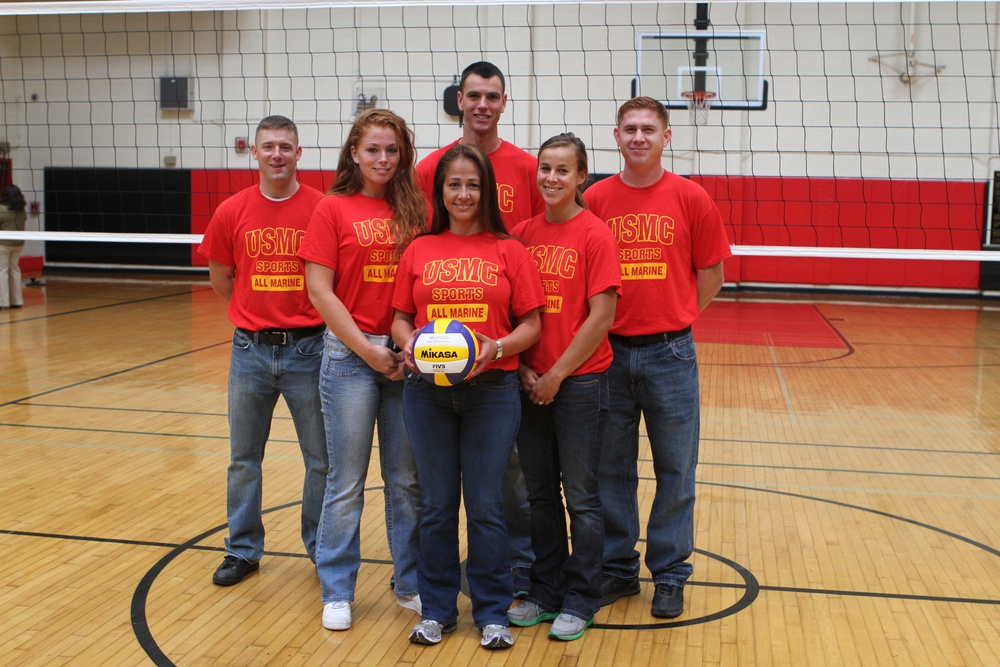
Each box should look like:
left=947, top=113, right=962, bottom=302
left=491, top=338, right=504, bottom=362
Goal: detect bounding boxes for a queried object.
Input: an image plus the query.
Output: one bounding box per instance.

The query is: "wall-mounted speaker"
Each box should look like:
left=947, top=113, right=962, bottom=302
left=160, top=77, right=189, bottom=110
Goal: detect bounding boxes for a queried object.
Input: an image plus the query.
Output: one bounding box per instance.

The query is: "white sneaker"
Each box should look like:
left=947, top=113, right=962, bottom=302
left=396, top=594, right=421, bottom=615
left=479, top=624, right=514, bottom=650
left=322, top=601, right=351, bottom=630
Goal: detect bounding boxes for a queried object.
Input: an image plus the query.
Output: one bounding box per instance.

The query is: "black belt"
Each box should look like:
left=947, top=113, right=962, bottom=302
left=609, top=326, right=692, bottom=347
left=238, top=324, right=326, bottom=346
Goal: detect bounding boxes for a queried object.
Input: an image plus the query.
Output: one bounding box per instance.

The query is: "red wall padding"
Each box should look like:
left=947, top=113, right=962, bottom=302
left=695, top=175, right=985, bottom=290
left=188, top=171, right=985, bottom=290
left=190, top=170, right=335, bottom=266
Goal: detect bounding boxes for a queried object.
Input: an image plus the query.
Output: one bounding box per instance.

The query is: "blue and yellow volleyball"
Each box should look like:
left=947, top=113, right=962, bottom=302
left=412, top=318, right=480, bottom=386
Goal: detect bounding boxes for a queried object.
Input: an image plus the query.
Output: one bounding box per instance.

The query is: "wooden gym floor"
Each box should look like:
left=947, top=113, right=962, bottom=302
left=1, top=273, right=998, bottom=666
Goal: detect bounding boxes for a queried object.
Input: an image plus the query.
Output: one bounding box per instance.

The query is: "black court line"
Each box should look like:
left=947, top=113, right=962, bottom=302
left=0, top=286, right=210, bottom=327
left=17, top=402, right=229, bottom=418
left=688, top=579, right=1000, bottom=605
left=9, top=483, right=997, bottom=662
left=699, top=304, right=856, bottom=366
left=3, top=415, right=993, bottom=482
left=0, top=422, right=230, bottom=441
left=0, top=528, right=390, bottom=565
left=10, top=407, right=994, bottom=458
left=699, top=480, right=1000, bottom=559
left=5, top=524, right=992, bottom=613
left=699, top=461, right=1000, bottom=482
left=700, top=436, right=1000, bottom=458
left=0, top=341, right=228, bottom=409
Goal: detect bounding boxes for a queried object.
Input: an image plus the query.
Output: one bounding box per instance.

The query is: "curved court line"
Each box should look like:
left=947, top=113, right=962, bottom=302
left=129, top=477, right=999, bottom=663
left=130, top=501, right=394, bottom=666
left=700, top=480, right=1000, bottom=559
left=131, top=501, right=302, bottom=667
left=128, top=506, right=760, bottom=663
left=592, top=548, right=760, bottom=631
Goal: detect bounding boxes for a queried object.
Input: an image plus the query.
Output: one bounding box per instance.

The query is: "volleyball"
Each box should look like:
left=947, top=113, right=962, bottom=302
left=412, top=319, right=480, bottom=386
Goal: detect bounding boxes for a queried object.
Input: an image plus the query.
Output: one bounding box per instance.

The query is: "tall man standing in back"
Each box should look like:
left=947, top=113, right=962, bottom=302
left=584, top=97, right=731, bottom=618
left=416, top=61, right=543, bottom=232
left=199, top=115, right=328, bottom=586
left=416, top=61, right=543, bottom=594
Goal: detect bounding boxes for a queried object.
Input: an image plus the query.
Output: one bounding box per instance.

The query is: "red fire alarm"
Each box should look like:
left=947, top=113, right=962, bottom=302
left=235, top=137, right=248, bottom=154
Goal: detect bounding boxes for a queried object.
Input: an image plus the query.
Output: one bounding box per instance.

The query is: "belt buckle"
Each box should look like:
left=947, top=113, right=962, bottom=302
left=275, top=331, right=288, bottom=346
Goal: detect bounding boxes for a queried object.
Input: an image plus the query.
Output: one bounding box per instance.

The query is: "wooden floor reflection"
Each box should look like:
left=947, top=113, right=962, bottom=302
left=1, top=274, right=998, bottom=666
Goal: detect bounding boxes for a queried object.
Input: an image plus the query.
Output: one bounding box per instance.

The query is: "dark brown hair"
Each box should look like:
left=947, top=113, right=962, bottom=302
left=429, top=144, right=508, bottom=238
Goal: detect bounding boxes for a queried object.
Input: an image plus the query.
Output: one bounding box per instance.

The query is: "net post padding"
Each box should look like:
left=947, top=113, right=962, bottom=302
left=681, top=91, right=716, bottom=126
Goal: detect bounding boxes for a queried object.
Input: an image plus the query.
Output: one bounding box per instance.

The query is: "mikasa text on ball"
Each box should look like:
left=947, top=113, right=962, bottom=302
left=412, top=318, right=480, bottom=386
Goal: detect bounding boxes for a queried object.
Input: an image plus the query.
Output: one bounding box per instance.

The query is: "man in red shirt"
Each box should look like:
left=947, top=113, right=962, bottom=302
left=416, top=61, right=543, bottom=232
left=416, top=62, right=543, bottom=595
left=199, top=115, right=328, bottom=586
left=584, top=97, right=732, bottom=618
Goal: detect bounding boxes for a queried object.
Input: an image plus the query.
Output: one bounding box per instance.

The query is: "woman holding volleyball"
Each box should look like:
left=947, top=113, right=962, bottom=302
left=299, top=108, right=425, bottom=631
left=506, top=133, right=621, bottom=641
left=391, top=144, right=544, bottom=650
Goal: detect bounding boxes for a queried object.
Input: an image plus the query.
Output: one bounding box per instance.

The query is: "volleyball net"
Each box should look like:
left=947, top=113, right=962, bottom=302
left=1, top=0, right=999, bottom=292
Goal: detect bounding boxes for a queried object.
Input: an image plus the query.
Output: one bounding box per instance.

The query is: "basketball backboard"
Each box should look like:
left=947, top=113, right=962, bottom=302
left=636, top=30, right=768, bottom=111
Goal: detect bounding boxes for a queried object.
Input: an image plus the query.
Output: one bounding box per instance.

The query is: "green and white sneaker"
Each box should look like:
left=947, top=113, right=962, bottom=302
left=548, top=613, right=594, bottom=641
left=508, top=601, right=559, bottom=627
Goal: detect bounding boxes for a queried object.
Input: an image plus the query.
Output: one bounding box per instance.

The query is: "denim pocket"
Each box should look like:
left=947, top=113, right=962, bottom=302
left=323, top=333, right=363, bottom=377
left=296, top=330, right=325, bottom=357
left=478, top=371, right=518, bottom=393
left=403, top=367, right=426, bottom=387
left=322, top=332, right=353, bottom=361
left=669, top=336, right=697, bottom=363
left=562, top=373, right=608, bottom=413
left=232, top=329, right=252, bottom=351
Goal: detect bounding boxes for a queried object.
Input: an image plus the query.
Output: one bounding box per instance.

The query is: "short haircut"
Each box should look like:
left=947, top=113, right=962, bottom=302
left=255, top=115, right=299, bottom=144
left=616, top=96, right=670, bottom=128
left=460, top=61, right=506, bottom=94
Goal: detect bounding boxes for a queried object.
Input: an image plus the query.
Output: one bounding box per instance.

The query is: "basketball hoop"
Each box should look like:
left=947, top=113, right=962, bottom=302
left=681, top=91, right=716, bottom=126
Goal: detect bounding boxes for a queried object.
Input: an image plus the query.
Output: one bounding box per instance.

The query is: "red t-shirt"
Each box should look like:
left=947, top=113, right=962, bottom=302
left=198, top=184, right=325, bottom=331
left=298, top=192, right=400, bottom=334
left=511, top=210, right=621, bottom=376
left=416, top=139, right=544, bottom=231
left=584, top=171, right=732, bottom=335
left=392, top=230, right=545, bottom=372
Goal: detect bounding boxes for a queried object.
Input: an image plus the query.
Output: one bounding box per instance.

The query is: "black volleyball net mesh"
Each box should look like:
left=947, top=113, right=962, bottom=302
left=1, top=0, right=999, bottom=291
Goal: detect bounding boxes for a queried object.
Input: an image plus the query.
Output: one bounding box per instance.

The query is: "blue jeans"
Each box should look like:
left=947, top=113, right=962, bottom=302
left=600, top=334, right=699, bottom=587
left=315, top=332, right=420, bottom=602
left=517, top=372, right=607, bottom=621
left=225, top=328, right=328, bottom=563
left=403, top=370, right=520, bottom=629
left=504, top=445, right=534, bottom=571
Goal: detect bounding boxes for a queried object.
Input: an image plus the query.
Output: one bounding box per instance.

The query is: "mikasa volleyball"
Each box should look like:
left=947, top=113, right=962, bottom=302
left=412, top=319, right=480, bottom=386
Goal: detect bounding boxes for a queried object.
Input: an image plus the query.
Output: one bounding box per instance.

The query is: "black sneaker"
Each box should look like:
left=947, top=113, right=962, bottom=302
left=598, top=574, right=641, bottom=607
left=512, top=567, right=531, bottom=599
left=212, top=555, right=259, bottom=586
left=650, top=583, right=684, bottom=618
